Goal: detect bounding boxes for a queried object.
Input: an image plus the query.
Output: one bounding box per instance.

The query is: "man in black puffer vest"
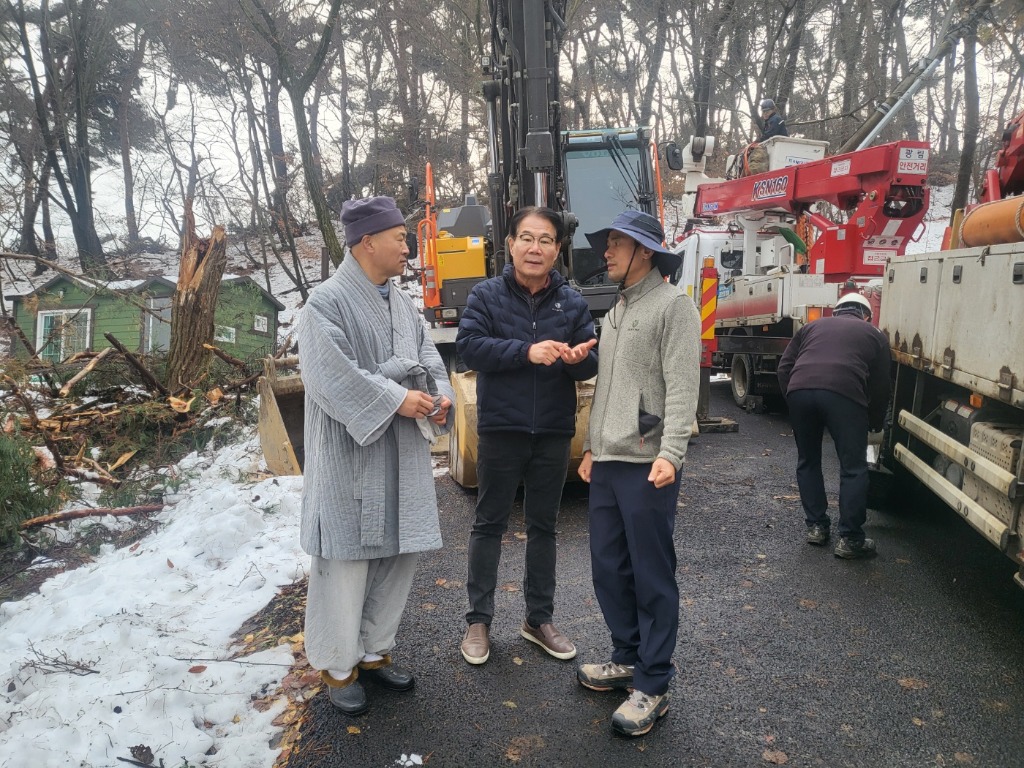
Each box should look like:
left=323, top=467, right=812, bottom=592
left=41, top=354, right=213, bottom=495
left=456, top=206, right=598, bottom=667
left=777, top=292, right=891, bottom=559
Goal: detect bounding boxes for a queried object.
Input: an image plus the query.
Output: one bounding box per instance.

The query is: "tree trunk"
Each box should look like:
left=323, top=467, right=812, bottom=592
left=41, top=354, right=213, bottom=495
left=951, top=27, right=979, bottom=216
left=164, top=199, right=228, bottom=393
left=338, top=40, right=355, bottom=202
left=287, top=86, right=344, bottom=264
left=262, top=71, right=294, bottom=238
left=244, top=0, right=344, bottom=264
left=638, top=0, right=669, bottom=127
left=119, top=30, right=148, bottom=247
left=41, top=183, right=56, bottom=265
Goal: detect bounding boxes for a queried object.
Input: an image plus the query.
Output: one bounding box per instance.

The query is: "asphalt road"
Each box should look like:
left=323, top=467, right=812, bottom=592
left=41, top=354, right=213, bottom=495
left=287, top=380, right=1024, bottom=768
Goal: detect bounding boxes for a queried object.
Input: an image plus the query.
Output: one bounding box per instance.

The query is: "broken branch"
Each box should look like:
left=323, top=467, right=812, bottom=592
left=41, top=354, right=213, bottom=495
left=2, top=374, right=65, bottom=470
left=223, top=370, right=261, bottom=392
left=59, top=347, right=114, bottom=397
left=203, top=343, right=246, bottom=368
left=103, top=333, right=169, bottom=395
left=19, top=504, right=163, bottom=530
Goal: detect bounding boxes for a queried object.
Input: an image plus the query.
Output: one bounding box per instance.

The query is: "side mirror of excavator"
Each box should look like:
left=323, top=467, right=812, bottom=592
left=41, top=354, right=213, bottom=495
left=664, top=142, right=685, bottom=171
left=560, top=211, right=579, bottom=241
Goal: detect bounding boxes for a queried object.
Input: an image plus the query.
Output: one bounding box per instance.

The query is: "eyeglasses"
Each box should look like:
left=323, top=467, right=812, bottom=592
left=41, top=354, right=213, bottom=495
left=515, top=232, right=558, bottom=248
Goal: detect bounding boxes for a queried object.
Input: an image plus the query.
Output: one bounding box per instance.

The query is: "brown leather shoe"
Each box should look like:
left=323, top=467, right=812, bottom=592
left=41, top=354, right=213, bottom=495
left=520, top=621, right=577, bottom=660
left=461, top=623, right=490, bottom=665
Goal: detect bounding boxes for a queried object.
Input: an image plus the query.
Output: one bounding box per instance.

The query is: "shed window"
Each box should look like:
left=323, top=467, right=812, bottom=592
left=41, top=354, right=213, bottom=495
left=253, top=313, right=269, bottom=334
left=37, top=309, right=92, bottom=363
left=214, top=325, right=237, bottom=344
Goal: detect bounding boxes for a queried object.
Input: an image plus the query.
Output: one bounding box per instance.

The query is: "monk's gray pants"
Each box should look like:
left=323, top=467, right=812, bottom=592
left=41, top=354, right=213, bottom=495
left=304, top=552, right=418, bottom=676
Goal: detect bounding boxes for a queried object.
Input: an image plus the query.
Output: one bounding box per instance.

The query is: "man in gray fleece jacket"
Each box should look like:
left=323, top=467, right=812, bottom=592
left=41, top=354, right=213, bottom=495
left=576, top=210, right=701, bottom=737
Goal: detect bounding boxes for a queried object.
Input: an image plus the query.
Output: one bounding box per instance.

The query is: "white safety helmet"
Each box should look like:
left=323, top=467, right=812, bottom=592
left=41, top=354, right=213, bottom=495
left=834, top=292, right=872, bottom=317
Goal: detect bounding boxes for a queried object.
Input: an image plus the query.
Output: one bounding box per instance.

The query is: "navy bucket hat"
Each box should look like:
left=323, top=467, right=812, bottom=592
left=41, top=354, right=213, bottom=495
left=585, top=210, right=681, bottom=277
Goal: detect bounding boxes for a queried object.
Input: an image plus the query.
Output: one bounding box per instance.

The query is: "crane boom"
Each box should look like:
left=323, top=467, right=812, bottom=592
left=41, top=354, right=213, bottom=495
left=694, top=140, right=930, bottom=282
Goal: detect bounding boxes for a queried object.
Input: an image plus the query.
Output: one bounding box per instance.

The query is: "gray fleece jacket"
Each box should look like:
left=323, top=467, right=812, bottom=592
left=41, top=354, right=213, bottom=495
left=585, top=267, right=702, bottom=469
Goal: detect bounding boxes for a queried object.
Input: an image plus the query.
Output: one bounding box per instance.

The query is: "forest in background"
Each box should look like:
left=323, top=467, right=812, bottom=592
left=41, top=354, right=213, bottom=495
left=0, top=0, right=1021, bottom=298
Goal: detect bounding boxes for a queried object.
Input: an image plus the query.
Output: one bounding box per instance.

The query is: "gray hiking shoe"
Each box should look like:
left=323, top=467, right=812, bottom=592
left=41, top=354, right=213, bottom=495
left=834, top=537, right=877, bottom=559
left=611, top=689, right=670, bottom=736
left=577, top=661, right=635, bottom=691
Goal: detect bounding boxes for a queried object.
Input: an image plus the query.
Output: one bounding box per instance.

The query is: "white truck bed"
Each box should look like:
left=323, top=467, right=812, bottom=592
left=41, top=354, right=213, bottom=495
left=880, top=244, right=1024, bottom=410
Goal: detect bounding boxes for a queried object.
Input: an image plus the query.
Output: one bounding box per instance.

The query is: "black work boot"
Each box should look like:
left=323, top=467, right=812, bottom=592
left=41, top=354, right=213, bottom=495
left=322, top=670, right=368, bottom=716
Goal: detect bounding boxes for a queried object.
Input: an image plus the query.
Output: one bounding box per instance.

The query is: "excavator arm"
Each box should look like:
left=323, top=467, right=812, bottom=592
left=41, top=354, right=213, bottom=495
left=483, top=0, right=569, bottom=261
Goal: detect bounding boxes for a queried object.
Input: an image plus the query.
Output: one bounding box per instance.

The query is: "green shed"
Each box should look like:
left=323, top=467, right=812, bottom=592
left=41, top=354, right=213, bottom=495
left=7, top=274, right=284, bottom=363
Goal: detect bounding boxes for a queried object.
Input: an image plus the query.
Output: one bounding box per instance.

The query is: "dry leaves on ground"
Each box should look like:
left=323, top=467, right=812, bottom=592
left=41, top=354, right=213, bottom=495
left=898, top=677, right=929, bottom=690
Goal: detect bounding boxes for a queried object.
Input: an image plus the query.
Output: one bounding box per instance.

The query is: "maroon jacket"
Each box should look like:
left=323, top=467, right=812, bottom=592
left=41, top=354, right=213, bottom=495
left=776, top=314, right=891, bottom=430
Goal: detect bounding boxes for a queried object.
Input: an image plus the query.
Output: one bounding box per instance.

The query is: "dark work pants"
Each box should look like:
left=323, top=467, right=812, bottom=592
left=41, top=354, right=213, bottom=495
left=787, top=388, right=870, bottom=541
left=466, top=431, right=571, bottom=627
left=589, top=461, right=681, bottom=696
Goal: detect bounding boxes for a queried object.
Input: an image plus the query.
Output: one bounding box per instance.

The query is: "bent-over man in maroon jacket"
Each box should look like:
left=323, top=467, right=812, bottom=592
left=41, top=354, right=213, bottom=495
left=777, top=292, right=891, bottom=559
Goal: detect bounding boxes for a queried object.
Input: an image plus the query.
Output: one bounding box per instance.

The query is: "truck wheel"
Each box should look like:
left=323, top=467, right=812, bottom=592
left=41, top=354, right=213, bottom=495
left=731, top=354, right=754, bottom=408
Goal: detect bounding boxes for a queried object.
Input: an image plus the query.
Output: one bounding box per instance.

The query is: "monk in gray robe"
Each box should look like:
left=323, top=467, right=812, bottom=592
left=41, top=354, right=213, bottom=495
left=298, top=195, right=454, bottom=716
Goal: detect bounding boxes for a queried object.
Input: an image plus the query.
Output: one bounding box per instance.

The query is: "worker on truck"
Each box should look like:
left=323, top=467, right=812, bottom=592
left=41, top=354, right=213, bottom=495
left=776, top=292, right=890, bottom=560
left=456, top=206, right=598, bottom=668
left=759, top=98, right=789, bottom=140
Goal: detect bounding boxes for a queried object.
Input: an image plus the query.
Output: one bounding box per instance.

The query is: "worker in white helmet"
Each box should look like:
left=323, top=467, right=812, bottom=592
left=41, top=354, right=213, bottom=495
left=776, top=292, right=890, bottom=559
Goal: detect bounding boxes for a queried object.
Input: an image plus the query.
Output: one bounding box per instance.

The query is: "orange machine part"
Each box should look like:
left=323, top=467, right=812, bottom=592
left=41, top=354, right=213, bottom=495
left=418, top=163, right=441, bottom=309
left=959, top=196, right=1024, bottom=247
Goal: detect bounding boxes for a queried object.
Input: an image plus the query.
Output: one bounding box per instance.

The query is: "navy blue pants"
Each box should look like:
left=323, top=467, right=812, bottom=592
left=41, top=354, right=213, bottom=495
left=787, top=388, right=869, bottom=541
left=588, top=460, right=681, bottom=696
left=466, top=431, right=571, bottom=627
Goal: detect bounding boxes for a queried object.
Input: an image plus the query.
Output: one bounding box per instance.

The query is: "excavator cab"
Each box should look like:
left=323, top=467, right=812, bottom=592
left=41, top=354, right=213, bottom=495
left=561, top=128, right=661, bottom=310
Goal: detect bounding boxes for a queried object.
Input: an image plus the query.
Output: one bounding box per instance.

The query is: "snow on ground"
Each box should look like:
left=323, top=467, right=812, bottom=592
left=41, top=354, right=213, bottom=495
left=907, top=183, right=954, bottom=254
left=0, top=433, right=308, bottom=767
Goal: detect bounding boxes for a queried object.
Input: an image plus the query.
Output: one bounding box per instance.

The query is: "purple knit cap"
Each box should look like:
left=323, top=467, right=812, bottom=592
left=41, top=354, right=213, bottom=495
left=342, top=196, right=405, bottom=244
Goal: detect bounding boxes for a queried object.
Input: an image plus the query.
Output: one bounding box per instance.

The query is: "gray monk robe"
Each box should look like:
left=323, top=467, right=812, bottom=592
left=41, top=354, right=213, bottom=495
left=297, top=255, right=454, bottom=561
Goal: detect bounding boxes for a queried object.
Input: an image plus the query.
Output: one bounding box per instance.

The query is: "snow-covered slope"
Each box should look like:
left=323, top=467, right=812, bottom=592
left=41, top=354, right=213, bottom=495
left=0, top=435, right=307, bottom=767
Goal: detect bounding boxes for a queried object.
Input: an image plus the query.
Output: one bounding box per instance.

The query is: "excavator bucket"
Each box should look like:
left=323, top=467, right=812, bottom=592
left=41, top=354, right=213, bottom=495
left=256, top=357, right=304, bottom=476
left=446, top=371, right=594, bottom=489
left=256, top=357, right=594, bottom=489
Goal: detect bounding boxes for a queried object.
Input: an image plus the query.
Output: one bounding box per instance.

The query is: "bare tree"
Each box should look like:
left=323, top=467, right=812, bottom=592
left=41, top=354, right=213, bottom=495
left=951, top=24, right=979, bottom=214
left=240, top=0, right=346, bottom=265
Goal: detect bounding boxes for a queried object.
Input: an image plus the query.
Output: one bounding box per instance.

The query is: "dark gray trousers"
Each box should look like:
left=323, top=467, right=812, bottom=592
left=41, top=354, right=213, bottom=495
left=787, top=388, right=870, bottom=541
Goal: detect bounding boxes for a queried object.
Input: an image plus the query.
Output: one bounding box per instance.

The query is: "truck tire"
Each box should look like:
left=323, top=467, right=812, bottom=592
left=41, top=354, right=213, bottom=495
left=731, top=354, right=754, bottom=408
